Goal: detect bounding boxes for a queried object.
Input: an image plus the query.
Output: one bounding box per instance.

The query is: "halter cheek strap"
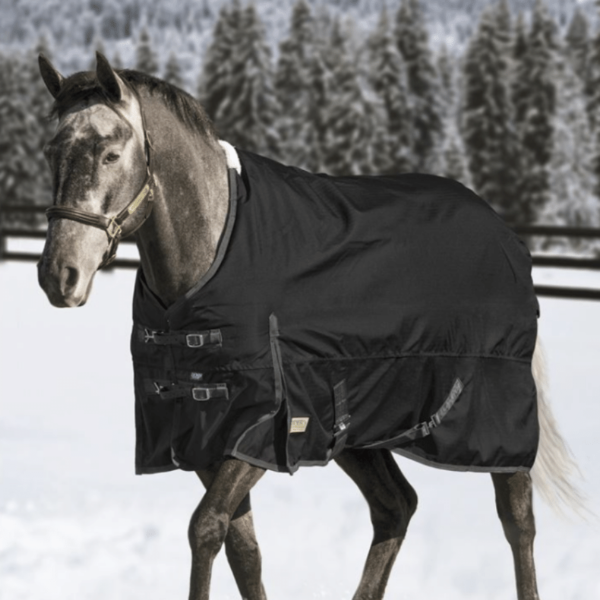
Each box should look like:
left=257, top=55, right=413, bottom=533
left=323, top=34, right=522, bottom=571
left=45, top=92, right=155, bottom=269
left=46, top=169, right=154, bottom=268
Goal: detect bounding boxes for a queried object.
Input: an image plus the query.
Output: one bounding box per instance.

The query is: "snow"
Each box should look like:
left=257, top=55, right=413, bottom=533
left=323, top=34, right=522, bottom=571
left=1, top=260, right=599, bottom=599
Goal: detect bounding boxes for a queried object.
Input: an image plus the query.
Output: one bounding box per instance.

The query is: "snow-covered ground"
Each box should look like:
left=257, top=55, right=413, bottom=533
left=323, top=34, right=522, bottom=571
left=1, top=261, right=598, bottom=600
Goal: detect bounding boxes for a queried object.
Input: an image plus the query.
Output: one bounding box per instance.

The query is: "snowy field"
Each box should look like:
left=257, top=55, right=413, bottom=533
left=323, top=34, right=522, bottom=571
left=1, top=261, right=599, bottom=600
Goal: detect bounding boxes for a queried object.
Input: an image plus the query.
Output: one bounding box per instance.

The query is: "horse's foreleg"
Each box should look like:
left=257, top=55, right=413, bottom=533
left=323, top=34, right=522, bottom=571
left=196, top=466, right=267, bottom=600
left=491, top=471, right=540, bottom=600
left=335, top=449, right=417, bottom=600
left=188, top=459, right=265, bottom=600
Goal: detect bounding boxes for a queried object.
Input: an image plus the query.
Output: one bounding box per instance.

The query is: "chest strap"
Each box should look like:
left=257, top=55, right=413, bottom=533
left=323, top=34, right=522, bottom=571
left=140, top=326, right=223, bottom=348
left=150, top=380, right=229, bottom=402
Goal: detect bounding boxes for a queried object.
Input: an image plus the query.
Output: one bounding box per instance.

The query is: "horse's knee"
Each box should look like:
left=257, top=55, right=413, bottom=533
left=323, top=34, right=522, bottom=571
left=372, top=488, right=418, bottom=540
left=188, top=506, right=229, bottom=555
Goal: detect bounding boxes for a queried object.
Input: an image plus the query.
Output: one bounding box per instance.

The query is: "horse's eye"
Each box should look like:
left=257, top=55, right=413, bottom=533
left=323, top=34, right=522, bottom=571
left=105, top=152, right=120, bottom=164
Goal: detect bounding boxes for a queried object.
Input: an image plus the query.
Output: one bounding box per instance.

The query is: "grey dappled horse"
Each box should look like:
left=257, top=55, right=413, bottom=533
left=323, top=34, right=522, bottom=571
left=37, top=53, right=582, bottom=600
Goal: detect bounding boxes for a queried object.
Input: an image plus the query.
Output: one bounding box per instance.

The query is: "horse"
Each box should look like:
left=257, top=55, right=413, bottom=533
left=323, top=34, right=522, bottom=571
left=36, top=52, right=583, bottom=600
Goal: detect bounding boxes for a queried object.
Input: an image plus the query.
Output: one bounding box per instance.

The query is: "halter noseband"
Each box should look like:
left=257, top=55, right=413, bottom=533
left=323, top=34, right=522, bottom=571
left=45, top=93, right=155, bottom=269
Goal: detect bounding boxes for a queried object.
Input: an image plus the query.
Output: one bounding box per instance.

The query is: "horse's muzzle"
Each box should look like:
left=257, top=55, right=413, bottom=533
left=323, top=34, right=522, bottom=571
left=37, top=258, right=90, bottom=308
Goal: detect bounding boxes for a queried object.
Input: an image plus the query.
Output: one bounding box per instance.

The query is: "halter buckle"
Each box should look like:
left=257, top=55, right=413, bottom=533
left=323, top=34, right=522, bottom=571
left=106, top=217, right=122, bottom=240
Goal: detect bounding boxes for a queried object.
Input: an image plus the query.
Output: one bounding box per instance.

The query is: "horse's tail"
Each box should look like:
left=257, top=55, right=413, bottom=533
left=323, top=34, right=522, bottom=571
left=530, top=338, right=589, bottom=518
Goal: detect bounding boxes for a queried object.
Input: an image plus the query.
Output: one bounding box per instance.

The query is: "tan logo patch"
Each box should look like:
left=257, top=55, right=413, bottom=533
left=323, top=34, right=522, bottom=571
left=290, top=417, right=309, bottom=433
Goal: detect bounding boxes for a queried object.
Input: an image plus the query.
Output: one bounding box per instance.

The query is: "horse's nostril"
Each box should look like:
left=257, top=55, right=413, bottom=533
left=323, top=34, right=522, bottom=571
left=60, top=266, right=80, bottom=295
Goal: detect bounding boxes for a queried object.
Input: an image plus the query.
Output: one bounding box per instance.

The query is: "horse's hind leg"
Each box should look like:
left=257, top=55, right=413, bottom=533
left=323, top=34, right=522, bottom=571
left=195, top=465, right=267, bottom=600
left=335, top=448, right=417, bottom=600
left=188, top=459, right=265, bottom=600
left=491, top=472, right=540, bottom=600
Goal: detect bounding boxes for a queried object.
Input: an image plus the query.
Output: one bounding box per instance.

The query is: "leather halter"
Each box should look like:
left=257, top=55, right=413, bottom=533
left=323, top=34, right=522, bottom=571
left=45, top=93, right=155, bottom=269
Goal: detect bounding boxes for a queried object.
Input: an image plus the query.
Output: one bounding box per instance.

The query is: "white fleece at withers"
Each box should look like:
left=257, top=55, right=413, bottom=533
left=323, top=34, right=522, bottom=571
left=219, top=140, right=242, bottom=175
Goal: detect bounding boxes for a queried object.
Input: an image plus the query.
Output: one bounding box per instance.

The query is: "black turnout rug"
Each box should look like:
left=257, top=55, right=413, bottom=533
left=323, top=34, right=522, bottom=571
left=131, top=150, right=539, bottom=475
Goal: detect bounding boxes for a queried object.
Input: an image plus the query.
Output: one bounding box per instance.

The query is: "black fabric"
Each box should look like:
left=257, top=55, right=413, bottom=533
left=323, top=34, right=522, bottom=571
left=131, top=150, right=539, bottom=475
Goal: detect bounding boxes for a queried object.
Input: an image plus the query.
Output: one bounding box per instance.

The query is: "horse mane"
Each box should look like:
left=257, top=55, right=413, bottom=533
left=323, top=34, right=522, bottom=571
left=50, top=69, right=218, bottom=140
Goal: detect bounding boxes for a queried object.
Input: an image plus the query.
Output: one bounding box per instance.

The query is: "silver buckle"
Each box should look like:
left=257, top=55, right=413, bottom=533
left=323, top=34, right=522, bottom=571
left=144, top=328, right=156, bottom=343
left=186, top=333, right=206, bottom=348
left=192, top=387, right=209, bottom=401
left=192, top=384, right=229, bottom=401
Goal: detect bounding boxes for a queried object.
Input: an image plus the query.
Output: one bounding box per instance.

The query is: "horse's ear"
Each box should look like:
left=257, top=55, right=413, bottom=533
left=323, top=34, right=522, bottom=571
left=38, top=54, right=64, bottom=99
left=96, top=51, right=126, bottom=103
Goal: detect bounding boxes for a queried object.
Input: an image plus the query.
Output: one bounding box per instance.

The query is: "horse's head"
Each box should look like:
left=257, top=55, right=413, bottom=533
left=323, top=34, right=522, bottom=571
left=37, top=53, right=153, bottom=307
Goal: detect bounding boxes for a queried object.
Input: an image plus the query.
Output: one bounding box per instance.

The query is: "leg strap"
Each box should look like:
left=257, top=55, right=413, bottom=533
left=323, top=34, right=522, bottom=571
left=331, top=379, right=350, bottom=457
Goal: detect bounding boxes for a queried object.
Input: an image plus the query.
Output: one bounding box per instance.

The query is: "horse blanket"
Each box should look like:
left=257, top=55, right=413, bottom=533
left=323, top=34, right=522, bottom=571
left=131, top=150, right=539, bottom=475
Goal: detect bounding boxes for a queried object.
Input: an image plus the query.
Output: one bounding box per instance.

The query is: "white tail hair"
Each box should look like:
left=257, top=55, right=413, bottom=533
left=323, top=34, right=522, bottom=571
left=530, top=338, right=589, bottom=518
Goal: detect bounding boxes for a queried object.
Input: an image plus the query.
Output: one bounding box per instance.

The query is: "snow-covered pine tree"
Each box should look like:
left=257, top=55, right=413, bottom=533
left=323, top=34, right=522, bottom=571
left=197, top=1, right=241, bottom=131
left=586, top=4, right=600, bottom=133
left=213, top=4, right=280, bottom=157
left=366, top=9, right=412, bottom=175
left=494, top=0, right=513, bottom=68
left=26, top=36, right=55, bottom=211
left=546, top=51, right=597, bottom=238
left=437, top=44, right=455, bottom=111
left=302, top=39, right=331, bottom=173
left=512, top=12, right=529, bottom=132
left=136, top=27, right=158, bottom=76
left=0, top=51, right=46, bottom=225
left=275, top=0, right=315, bottom=168
left=395, top=0, right=442, bottom=172
left=319, top=19, right=378, bottom=176
left=513, top=0, right=557, bottom=224
left=565, top=7, right=590, bottom=82
left=462, top=5, right=520, bottom=221
left=164, top=51, right=184, bottom=90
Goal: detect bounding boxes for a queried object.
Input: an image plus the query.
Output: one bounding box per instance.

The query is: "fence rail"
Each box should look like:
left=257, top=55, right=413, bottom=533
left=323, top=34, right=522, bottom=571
left=2, top=204, right=600, bottom=300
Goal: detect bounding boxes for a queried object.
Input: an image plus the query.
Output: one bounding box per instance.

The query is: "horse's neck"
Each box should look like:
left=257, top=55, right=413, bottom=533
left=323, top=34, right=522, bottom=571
left=135, top=94, right=230, bottom=307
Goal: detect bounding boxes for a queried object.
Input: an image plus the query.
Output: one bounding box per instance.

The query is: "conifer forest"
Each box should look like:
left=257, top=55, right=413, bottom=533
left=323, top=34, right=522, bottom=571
left=1, top=0, right=599, bottom=240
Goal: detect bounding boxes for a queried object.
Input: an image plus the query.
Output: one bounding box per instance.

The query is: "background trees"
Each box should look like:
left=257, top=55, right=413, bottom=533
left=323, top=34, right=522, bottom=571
left=1, top=0, right=599, bottom=231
